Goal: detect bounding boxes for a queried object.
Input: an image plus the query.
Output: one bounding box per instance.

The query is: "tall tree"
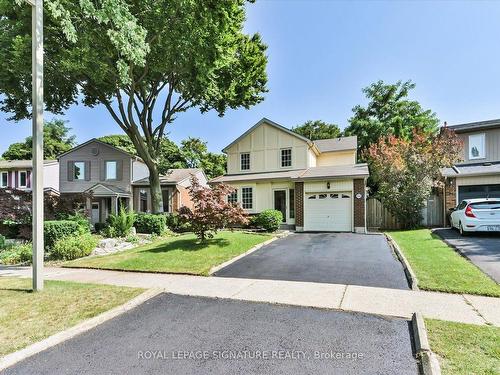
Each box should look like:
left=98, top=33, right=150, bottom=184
left=179, top=137, right=227, bottom=179
left=292, top=120, right=341, bottom=140
left=344, top=80, right=439, bottom=154
left=2, top=119, right=75, bottom=160
left=1, top=0, right=268, bottom=213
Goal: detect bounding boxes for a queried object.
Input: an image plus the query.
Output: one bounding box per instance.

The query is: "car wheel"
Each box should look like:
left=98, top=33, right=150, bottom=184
left=459, top=222, right=468, bottom=236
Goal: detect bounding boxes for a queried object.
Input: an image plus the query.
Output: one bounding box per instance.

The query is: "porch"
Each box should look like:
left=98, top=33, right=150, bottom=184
left=85, top=184, right=132, bottom=225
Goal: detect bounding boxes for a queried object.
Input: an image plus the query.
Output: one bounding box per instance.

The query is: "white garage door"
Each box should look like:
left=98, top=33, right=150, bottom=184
left=304, top=192, right=352, bottom=232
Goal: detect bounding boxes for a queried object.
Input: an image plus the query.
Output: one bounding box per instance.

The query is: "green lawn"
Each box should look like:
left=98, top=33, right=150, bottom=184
left=0, top=277, right=143, bottom=357
left=387, top=229, right=500, bottom=297
left=64, top=231, right=273, bottom=275
left=426, top=319, right=500, bottom=375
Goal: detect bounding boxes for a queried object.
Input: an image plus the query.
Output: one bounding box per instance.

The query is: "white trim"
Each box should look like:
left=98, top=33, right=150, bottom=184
left=279, top=148, right=293, bottom=169
left=0, top=171, right=8, bottom=188
left=272, top=188, right=288, bottom=223
left=468, top=133, right=486, bottom=160
left=18, top=170, right=28, bottom=188
left=241, top=186, right=254, bottom=211
left=240, top=152, right=251, bottom=171
left=105, top=160, right=117, bottom=181
left=73, top=161, right=86, bottom=181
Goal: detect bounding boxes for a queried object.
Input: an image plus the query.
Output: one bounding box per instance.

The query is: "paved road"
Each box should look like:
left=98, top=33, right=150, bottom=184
left=434, top=228, right=500, bottom=283
left=214, top=233, right=410, bottom=289
left=4, top=294, right=418, bottom=375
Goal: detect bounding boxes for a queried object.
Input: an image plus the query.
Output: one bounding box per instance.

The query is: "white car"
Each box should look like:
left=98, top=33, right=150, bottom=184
left=450, top=198, right=500, bottom=235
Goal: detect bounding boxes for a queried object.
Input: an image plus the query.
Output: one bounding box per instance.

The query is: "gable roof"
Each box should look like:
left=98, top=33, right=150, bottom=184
left=313, top=136, right=357, bottom=152
left=222, top=118, right=313, bottom=153
left=132, top=168, right=204, bottom=185
left=0, top=160, right=58, bottom=169
left=84, top=183, right=131, bottom=197
left=57, top=138, right=138, bottom=160
left=446, top=119, right=500, bottom=133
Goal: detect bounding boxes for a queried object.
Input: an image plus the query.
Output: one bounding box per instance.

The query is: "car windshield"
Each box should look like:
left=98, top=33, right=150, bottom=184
left=469, top=201, right=500, bottom=209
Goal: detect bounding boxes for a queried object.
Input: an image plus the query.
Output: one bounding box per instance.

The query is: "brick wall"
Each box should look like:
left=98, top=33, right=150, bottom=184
left=444, top=177, right=456, bottom=224
left=294, top=182, right=304, bottom=227
left=172, top=189, right=179, bottom=212
left=353, top=179, right=365, bottom=229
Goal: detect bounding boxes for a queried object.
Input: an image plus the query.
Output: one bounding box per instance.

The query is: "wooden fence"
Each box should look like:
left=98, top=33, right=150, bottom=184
left=367, top=194, right=443, bottom=230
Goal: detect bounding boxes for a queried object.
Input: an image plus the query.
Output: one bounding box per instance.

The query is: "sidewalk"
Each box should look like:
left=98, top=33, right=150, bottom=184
left=2, top=266, right=499, bottom=327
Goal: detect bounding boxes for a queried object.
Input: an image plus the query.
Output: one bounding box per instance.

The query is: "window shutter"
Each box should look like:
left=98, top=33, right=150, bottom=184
left=100, top=160, right=106, bottom=181
left=85, top=161, right=91, bottom=181
left=116, top=160, right=123, bottom=180
left=67, top=161, right=74, bottom=181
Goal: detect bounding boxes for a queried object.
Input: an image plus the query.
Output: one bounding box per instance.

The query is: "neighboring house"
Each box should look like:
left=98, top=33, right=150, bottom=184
left=210, top=118, right=369, bottom=232
left=442, top=119, right=500, bottom=215
left=58, top=138, right=207, bottom=225
left=0, top=159, right=59, bottom=192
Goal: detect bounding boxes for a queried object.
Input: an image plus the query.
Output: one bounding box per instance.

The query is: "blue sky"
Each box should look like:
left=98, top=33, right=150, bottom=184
left=1, top=0, right=500, bottom=154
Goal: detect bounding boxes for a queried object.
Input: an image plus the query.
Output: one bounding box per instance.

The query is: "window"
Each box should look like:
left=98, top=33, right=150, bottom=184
left=18, top=171, right=27, bottom=188
left=0, top=172, right=7, bottom=188
left=319, top=194, right=327, bottom=199
left=469, top=133, right=485, bottom=159
left=228, top=189, right=238, bottom=204
left=240, top=153, right=250, bottom=171
left=281, top=148, right=292, bottom=167
left=74, top=162, right=85, bottom=180
left=342, top=194, right=350, bottom=199
left=140, top=190, right=148, bottom=212
left=308, top=195, right=317, bottom=199
left=106, top=161, right=117, bottom=180
left=289, top=189, right=295, bottom=219
left=330, top=193, right=339, bottom=199
left=457, top=201, right=467, bottom=210
left=242, top=187, right=253, bottom=209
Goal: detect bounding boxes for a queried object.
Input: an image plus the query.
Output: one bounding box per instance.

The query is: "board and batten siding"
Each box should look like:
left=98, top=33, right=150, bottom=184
left=316, top=150, right=356, bottom=167
left=225, top=122, right=314, bottom=174
left=59, top=141, right=132, bottom=193
left=457, top=128, right=500, bottom=164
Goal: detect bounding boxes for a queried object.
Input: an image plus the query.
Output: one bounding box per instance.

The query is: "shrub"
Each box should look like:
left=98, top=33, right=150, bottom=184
left=94, top=222, right=108, bottom=234
left=64, top=213, right=91, bottom=234
left=0, top=242, right=32, bottom=265
left=253, top=209, right=283, bottom=232
left=44, top=220, right=80, bottom=250
left=134, top=213, right=166, bottom=235
left=0, top=234, right=5, bottom=249
left=106, top=207, right=135, bottom=237
left=164, top=213, right=191, bottom=233
left=50, top=233, right=98, bottom=260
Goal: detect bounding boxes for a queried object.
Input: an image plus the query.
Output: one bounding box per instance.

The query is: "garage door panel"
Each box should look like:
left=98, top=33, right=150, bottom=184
left=458, top=184, right=500, bottom=201
left=304, top=192, right=352, bottom=232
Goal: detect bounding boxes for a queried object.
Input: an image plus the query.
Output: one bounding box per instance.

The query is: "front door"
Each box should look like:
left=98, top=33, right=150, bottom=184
left=274, top=190, right=287, bottom=223
left=91, top=202, right=100, bottom=225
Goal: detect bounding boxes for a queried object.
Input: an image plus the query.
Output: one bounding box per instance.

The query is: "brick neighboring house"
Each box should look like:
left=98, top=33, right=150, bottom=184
left=0, top=159, right=59, bottom=192
left=442, top=119, right=500, bottom=219
left=57, top=138, right=207, bottom=225
left=210, top=118, right=369, bottom=232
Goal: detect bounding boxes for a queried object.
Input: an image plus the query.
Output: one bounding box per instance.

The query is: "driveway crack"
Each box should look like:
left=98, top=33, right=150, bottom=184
left=462, top=294, right=489, bottom=325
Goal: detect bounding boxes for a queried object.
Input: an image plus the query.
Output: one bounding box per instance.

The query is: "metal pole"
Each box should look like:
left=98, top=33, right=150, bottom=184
left=32, top=0, right=44, bottom=291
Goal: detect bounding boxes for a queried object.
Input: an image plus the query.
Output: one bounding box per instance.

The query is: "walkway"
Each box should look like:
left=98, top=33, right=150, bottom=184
left=2, top=266, right=499, bottom=327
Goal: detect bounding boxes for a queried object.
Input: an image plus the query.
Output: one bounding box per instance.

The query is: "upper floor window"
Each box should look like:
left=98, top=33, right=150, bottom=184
left=1, top=172, right=8, bottom=188
left=240, top=153, right=250, bottom=171
left=18, top=171, right=27, bottom=188
left=281, top=148, right=292, bottom=167
left=241, top=187, right=253, bottom=209
left=228, top=189, right=238, bottom=204
left=74, top=162, right=86, bottom=180
left=106, top=161, right=117, bottom=180
left=140, top=190, right=148, bottom=212
left=469, top=133, right=485, bottom=159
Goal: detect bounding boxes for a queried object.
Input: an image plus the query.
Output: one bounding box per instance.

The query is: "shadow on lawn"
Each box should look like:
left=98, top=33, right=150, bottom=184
left=142, top=237, right=230, bottom=254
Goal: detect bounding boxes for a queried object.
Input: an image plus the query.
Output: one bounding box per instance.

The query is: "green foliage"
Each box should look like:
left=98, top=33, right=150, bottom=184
left=94, top=222, right=108, bottom=234
left=164, top=213, right=191, bottom=233
left=134, top=213, right=166, bottom=236
left=253, top=210, right=283, bottom=232
left=2, top=120, right=75, bottom=160
left=50, top=233, right=98, bottom=261
left=0, top=234, right=5, bottom=249
left=98, top=135, right=138, bottom=156
left=292, top=120, right=341, bottom=140
left=1, top=0, right=267, bottom=214
left=344, top=80, right=440, bottom=155
left=0, top=242, right=32, bottom=265
left=44, top=220, right=80, bottom=250
left=124, top=234, right=140, bottom=244
left=179, top=137, right=227, bottom=179
left=61, top=213, right=91, bottom=234
left=106, top=206, right=136, bottom=238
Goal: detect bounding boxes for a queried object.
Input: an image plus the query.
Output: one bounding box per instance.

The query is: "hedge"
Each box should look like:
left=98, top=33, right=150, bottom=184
left=134, top=213, right=166, bottom=235
left=253, top=209, right=283, bottom=232
left=44, top=220, right=80, bottom=250
left=50, top=233, right=98, bottom=260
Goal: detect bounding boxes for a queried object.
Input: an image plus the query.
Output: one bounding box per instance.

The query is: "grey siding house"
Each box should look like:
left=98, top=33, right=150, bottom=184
left=58, top=139, right=207, bottom=225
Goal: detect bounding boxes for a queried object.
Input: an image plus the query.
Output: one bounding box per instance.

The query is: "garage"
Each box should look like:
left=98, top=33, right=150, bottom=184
left=458, top=184, right=500, bottom=201
left=303, top=191, right=352, bottom=231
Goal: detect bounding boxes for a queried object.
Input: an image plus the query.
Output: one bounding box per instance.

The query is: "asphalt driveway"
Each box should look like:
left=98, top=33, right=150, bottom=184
left=214, top=233, right=410, bottom=289
left=4, top=294, right=418, bottom=375
left=434, top=228, right=500, bottom=283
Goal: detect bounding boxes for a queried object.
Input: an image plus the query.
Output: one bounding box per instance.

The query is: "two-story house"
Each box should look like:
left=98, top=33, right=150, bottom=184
left=0, top=159, right=59, bottom=192
left=210, top=118, right=369, bottom=232
left=58, top=139, right=207, bottom=225
left=442, top=119, right=500, bottom=214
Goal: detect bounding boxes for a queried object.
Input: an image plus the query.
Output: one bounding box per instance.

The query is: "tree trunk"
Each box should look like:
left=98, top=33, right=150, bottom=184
left=148, top=163, right=163, bottom=214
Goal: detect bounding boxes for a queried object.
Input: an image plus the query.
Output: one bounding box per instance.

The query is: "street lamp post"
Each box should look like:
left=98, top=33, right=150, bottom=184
left=26, top=0, right=44, bottom=291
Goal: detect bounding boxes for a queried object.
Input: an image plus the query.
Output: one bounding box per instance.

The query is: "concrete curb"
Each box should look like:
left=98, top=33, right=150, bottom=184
left=412, top=313, right=441, bottom=375
left=209, top=232, right=290, bottom=275
left=385, top=233, right=419, bottom=290
left=0, top=288, right=163, bottom=371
